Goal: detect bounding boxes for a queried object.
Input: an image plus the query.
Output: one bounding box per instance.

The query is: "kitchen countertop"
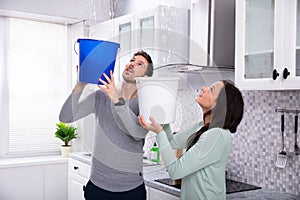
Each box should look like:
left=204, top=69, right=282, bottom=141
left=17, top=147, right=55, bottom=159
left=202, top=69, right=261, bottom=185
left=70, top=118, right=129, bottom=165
left=69, top=152, right=300, bottom=200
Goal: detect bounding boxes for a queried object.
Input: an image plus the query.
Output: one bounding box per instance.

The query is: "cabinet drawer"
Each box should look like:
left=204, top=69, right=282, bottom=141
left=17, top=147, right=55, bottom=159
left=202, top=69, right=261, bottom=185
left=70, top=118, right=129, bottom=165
left=69, top=158, right=90, bottom=178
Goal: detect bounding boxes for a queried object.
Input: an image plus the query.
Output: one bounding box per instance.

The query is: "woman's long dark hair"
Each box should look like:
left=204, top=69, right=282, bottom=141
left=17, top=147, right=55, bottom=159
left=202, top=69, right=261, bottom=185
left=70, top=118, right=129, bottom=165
left=186, top=80, right=244, bottom=150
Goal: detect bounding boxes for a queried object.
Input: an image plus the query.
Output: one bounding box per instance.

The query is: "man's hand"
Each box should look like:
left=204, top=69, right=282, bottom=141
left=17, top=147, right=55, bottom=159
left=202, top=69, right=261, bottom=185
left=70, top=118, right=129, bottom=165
left=98, top=70, right=120, bottom=103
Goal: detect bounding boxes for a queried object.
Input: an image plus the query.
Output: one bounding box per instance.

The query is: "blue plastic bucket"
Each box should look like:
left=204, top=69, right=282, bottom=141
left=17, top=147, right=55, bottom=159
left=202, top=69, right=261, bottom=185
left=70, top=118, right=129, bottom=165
left=77, top=39, right=120, bottom=84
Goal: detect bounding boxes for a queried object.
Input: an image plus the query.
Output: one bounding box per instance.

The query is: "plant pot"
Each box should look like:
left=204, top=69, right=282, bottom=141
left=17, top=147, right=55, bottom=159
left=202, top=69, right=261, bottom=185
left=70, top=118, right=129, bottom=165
left=61, top=145, right=72, bottom=157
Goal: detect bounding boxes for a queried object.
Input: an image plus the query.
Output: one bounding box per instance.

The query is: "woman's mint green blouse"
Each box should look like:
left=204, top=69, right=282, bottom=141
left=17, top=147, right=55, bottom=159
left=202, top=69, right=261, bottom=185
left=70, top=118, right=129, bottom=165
left=156, top=122, right=232, bottom=200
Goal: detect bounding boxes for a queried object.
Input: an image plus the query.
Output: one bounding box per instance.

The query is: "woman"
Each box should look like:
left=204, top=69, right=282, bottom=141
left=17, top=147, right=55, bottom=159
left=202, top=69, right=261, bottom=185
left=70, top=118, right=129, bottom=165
left=138, top=80, right=244, bottom=200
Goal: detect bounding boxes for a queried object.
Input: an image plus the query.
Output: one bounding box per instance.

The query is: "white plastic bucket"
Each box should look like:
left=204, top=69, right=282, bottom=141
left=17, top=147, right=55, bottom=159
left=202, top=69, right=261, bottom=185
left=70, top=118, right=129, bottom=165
left=135, top=77, right=180, bottom=124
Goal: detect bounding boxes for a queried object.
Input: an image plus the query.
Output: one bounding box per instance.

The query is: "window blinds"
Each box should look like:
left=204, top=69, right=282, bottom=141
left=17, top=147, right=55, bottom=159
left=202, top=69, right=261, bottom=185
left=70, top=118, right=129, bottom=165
left=7, top=18, right=69, bottom=156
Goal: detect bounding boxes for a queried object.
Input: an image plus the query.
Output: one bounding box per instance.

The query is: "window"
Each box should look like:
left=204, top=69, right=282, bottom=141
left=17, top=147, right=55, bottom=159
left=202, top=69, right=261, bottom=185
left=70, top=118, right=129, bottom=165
left=0, top=17, right=70, bottom=157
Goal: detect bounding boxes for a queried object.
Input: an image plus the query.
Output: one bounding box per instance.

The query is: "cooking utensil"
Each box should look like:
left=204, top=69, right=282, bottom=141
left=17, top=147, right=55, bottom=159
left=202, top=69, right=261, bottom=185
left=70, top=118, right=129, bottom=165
left=294, top=114, right=300, bottom=155
left=275, top=114, right=287, bottom=168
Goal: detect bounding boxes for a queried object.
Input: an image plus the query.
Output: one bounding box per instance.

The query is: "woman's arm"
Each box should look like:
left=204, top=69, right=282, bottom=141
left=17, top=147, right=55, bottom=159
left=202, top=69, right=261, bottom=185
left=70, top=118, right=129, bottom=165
left=162, top=122, right=204, bottom=149
left=138, top=116, right=203, bottom=149
left=157, top=128, right=229, bottom=180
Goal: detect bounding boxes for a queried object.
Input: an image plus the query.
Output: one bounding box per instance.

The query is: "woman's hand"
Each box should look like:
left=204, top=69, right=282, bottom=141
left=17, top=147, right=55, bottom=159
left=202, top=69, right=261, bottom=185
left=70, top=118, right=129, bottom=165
left=138, top=116, right=164, bottom=134
left=98, top=70, right=120, bottom=103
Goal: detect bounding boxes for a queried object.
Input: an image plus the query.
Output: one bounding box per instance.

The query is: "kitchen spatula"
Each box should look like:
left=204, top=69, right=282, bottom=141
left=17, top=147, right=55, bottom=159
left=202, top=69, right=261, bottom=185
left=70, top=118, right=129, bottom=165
left=275, top=114, right=287, bottom=168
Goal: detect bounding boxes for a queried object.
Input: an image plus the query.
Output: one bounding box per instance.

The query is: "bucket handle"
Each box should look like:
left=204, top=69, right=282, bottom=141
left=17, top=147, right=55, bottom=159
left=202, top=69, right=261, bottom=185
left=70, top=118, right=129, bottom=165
left=74, top=40, right=78, bottom=55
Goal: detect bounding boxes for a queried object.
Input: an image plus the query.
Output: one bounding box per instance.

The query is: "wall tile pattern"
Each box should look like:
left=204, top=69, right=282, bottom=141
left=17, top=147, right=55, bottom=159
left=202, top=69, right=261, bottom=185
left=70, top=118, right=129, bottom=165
left=227, top=90, right=300, bottom=196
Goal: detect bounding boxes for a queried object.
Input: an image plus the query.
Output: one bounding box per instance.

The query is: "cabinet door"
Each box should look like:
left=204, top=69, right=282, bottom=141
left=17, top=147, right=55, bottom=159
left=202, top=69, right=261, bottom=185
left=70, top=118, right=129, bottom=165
left=114, top=14, right=135, bottom=83
left=296, top=0, right=300, bottom=76
left=135, top=6, right=189, bottom=67
left=297, top=0, right=300, bottom=76
left=137, top=13, right=155, bottom=64
left=0, top=166, right=44, bottom=199
left=282, top=0, right=300, bottom=89
left=236, top=0, right=300, bottom=90
left=68, top=172, right=88, bottom=200
left=148, top=187, right=180, bottom=200
left=146, top=185, right=150, bottom=200
left=44, top=163, right=68, bottom=200
left=235, top=0, right=281, bottom=90
left=68, top=158, right=90, bottom=200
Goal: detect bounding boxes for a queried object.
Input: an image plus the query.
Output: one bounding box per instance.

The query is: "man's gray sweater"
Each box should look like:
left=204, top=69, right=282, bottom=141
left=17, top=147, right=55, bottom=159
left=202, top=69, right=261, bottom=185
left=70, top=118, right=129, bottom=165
left=59, top=89, right=149, bottom=192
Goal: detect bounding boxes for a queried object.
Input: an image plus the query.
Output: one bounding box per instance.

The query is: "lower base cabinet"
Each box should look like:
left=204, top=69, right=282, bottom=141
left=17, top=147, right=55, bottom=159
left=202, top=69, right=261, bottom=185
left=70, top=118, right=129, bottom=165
left=146, top=185, right=150, bottom=199
left=0, top=159, right=68, bottom=200
left=68, top=158, right=90, bottom=200
left=148, top=187, right=180, bottom=200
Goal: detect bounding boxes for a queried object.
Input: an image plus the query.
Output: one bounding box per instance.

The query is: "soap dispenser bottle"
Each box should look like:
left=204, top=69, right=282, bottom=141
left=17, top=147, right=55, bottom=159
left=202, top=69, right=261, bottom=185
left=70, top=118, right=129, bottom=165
left=150, top=142, right=160, bottom=163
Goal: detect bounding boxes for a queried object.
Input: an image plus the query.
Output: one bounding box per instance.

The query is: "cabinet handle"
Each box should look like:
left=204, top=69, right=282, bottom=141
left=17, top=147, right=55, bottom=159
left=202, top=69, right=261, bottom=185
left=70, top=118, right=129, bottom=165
left=272, top=69, right=279, bottom=80
left=283, top=68, right=290, bottom=79
left=74, top=166, right=79, bottom=170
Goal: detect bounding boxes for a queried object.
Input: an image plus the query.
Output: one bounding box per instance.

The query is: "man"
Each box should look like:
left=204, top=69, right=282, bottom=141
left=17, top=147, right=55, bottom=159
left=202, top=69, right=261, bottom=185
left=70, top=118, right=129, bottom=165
left=59, top=50, right=153, bottom=200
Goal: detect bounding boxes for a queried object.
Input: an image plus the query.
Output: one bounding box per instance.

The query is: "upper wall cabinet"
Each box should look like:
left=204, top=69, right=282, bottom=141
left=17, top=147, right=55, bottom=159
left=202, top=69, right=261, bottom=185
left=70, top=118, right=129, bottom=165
left=235, top=0, right=300, bottom=90
left=89, top=5, right=189, bottom=82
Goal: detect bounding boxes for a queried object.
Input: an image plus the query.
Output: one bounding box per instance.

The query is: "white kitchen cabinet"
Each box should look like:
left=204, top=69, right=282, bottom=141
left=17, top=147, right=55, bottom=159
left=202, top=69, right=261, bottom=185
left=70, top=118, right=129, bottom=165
left=44, top=163, right=69, bottom=200
left=0, top=156, right=68, bottom=200
left=235, top=0, right=300, bottom=90
left=0, top=165, right=44, bottom=200
left=113, top=13, right=136, bottom=82
left=134, top=6, right=189, bottom=68
left=68, top=158, right=90, bottom=200
left=146, top=185, right=150, bottom=200
left=148, top=187, right=180, bottom=200
left=90, top=5, right=189, bottom=77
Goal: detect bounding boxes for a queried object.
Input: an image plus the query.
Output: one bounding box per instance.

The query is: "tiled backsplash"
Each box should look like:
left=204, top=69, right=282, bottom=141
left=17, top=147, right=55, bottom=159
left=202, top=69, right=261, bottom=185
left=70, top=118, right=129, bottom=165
left=227, top=90, right=300, bottom=196
left=144, top=89, right=300, bottom=195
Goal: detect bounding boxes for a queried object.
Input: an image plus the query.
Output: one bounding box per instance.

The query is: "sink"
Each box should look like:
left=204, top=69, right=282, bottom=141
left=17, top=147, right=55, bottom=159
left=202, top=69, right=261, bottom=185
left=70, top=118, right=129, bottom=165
left=155, top=178, right=261, bottom=193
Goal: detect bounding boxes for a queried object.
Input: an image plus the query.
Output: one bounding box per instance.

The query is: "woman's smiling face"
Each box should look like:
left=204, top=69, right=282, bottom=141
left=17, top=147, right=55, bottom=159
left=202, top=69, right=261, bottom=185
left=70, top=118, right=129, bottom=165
left=196, top=81, right=224, bottom=113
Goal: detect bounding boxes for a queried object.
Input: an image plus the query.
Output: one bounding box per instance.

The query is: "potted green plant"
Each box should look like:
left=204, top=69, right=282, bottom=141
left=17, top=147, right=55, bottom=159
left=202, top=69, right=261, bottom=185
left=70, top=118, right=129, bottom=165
left=55, top=122, right=77, bottom=157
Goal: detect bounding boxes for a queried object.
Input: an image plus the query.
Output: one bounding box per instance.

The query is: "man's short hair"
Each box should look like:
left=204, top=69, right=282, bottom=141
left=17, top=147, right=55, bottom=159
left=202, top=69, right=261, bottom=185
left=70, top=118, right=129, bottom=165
left=133, top=50, right=153, bottom=77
